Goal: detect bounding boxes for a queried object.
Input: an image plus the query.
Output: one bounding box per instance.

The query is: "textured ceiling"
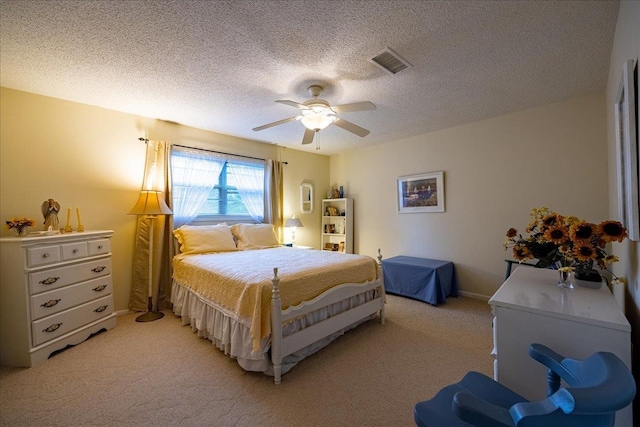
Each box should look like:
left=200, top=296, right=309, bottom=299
left=0, top=0, right=619, bottom=155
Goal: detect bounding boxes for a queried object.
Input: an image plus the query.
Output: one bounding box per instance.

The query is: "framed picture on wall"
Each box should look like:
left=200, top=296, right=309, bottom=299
left=397, top=171, right=445, bottom=213
left=615, top=59, right=639, bottom=241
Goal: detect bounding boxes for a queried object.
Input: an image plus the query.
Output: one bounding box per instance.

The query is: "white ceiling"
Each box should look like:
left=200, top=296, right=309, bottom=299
left=0, top=0, right=619, bottom=156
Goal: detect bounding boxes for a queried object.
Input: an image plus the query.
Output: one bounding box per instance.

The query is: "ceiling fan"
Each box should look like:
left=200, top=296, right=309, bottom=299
left=252, top=85, right=376, bottom=145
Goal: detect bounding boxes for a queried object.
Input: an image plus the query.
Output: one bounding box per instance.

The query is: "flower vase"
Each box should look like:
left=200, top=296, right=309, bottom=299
left=557, top=270, right=574, bottom=289
left=14, top=227, right=28, bottom=237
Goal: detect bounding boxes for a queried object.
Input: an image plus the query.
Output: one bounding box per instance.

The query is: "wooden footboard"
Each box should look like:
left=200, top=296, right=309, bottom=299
left=270, top=250, right=386, bottom=385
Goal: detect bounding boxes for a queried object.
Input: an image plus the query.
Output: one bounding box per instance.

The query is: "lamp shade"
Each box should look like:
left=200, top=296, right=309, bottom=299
left=129, top=190, right=173, bottom=216
left=285, top=217, right=303, bottom=228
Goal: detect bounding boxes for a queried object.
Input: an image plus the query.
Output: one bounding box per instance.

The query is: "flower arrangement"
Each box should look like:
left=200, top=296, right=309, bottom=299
left=504, top=207, right=628, bottom=284
left=5, top=217, right=35, bottom=235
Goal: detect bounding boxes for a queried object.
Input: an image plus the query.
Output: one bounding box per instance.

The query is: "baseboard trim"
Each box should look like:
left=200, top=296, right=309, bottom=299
left=458, top=290, right=490, bottom=301
left=115, top=309, right=133, bottom=317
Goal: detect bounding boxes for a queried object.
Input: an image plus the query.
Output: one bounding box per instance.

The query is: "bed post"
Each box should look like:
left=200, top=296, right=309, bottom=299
left=377, top=248, right=386, bottom=325
left=271, top=267, right=283, bottom=385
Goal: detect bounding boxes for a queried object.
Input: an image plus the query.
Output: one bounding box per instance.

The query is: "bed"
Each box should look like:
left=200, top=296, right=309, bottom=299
left=169, top=223, right=386, bottom=384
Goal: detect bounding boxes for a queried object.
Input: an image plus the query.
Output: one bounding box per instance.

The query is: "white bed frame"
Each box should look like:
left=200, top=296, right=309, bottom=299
left=270, top=249, right=386, bottom=384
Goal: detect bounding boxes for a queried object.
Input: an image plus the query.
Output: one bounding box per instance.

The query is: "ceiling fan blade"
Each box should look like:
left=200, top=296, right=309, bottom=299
left=252, top=116, right=297, bottom=132
left=301, top=128, right=315, bottom=145
left=332, top=118, right=370, bottom=137
left=331, top=101, right=376, bottom=114
left=276, top=100, right=310, bottom=110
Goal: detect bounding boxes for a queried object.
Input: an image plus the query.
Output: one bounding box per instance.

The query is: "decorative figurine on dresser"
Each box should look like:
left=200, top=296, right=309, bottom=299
left=41, top=198, right=60, bottom=231
left=0, top=230, right=116, bottom=367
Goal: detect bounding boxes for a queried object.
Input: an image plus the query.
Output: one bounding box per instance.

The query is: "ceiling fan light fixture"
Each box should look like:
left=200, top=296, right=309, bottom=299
left=300, top=109, right=335, bottom=131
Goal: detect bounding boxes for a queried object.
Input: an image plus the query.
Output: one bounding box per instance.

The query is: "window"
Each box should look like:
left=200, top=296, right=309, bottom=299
left=200, top=163, right=249, bottom=216
left=170, top=146, right=265, bottom=226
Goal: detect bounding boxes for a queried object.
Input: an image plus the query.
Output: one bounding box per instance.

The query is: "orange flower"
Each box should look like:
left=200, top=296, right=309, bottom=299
left=541, top=214, right=563, bottom=229
left=513, top=244, right=533, bottom=261
left=569, top=221, right=596, bottom=241
left=543, top=225, right=569, bottom=244
left=598, top=220, right=627, bottom=243
left=573, top=243, right=597, bottom=262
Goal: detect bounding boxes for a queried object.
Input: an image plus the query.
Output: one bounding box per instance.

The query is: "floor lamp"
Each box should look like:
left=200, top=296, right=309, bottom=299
left=129, top=190, right=173, bottom=322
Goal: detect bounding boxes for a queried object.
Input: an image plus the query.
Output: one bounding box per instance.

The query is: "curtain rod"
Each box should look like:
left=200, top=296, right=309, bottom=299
left=138, top=139, right=287, bottom=164
left=173, top=143, right=266, bottom=162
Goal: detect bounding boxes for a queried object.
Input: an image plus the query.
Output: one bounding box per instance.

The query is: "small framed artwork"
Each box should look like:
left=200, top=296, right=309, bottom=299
left=397, top=171, right=445, bottom=213
left=615, top=59, right=638, bottom=241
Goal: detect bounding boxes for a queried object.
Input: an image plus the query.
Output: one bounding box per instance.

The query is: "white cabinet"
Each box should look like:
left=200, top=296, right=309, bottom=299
left=489, top=267, right=631, bottom=427
left=0, top=231, right=117, bottom=367
left=321, top=198, right=353, bottom=253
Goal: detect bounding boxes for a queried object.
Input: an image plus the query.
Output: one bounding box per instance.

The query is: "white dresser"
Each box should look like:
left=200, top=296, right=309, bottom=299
left=0, top=230, right=117, bottom=367
left=489, top=267, right=632, bottom=427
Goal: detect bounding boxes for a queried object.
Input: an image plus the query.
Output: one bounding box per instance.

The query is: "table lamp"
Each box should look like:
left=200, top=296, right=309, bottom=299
left=284, top=216, right=303, bottom=247
left=129, top=190, right=173, bottom=322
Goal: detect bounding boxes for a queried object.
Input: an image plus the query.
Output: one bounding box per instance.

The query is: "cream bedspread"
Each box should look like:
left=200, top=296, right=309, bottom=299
left=172, top=247, right=378, bottom=350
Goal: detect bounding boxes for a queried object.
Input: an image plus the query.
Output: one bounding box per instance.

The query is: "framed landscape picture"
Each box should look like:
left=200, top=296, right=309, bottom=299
left=397, top=171, right=445, bottom=213
left=615, top=59, right=638, bottom=241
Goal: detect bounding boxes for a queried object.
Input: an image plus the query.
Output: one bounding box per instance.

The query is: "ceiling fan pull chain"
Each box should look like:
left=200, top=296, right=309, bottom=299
left=315, top=131, right=320, bottom=151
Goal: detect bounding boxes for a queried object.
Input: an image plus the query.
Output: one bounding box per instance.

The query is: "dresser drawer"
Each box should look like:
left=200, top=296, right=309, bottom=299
left=88, top=239, right=110, bottom=256
left=27, top=245, right=61, bottom=267
left=32, top=295, right=113, bottom=347
left=61, top=241, right=88, bottom=261
left=30, top=276, right=112, bottom=320
left=29, top=258, right=112, bottom=295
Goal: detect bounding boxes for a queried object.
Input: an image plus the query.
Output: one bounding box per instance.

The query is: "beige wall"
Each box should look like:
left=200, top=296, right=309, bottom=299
left=0, top=88, right=329, bottom=312
left=280, top=148, right=329, bottom=249
left=331, top=93, right=609, bottom=298
left=606, top=0, right=640, bottom=392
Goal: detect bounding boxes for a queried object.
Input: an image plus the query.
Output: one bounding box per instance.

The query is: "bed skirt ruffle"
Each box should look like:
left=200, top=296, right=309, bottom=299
left=171, top=280, right=377, bottom=376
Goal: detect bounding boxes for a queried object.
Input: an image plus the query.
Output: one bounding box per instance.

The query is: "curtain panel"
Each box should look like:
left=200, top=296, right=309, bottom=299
left=171, top=146, right=225, bottom=228
left=265, top=159, right=284, bottom=238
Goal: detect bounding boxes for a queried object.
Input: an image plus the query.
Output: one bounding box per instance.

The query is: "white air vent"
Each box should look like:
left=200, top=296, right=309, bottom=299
left=369, top=47, right=411, bottom=75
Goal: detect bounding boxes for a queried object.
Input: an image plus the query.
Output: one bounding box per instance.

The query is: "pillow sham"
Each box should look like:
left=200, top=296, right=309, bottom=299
left=173, top=224, right=238, bottom=254
left=231, top=223, right=280, bottom=250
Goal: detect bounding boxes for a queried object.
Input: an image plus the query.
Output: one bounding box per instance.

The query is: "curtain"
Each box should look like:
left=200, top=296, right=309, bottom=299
left=264, top=159, right=284, bottom=238
left=171, top=146, right=225, bottom=228
left=227, top=159, right=265, bottom=223
left=129, top=140, right=174, bottom=312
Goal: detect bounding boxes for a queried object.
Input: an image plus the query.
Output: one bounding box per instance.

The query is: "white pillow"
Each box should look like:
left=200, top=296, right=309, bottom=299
left=173, top=224, right=238, bottom=254
left=231, top=223, right=280, bottom=250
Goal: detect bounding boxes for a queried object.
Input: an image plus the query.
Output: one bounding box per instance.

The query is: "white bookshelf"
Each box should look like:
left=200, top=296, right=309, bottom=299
left=321, top=198, right=353, bottom=254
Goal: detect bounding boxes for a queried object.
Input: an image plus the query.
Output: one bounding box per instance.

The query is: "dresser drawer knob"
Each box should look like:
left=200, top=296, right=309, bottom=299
left=92, top=284, right=107, bottom=292
left=40, top=277, right=60, bottom=285
left=43, top=323, right=62, bottom=333
left=97, top=245, right=103, bottom=250
left=72, top=249, right=78, bottom=254
left=94, top=305, right=108, bottom=313
left=42, top=253, right=50, bottom=258
left=41, top=299, right=61, bottom=308
left=91, top=266, right=106, bottom=273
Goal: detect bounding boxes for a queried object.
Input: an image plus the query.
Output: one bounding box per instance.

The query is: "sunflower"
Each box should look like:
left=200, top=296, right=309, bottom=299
left=569, top=221, right=596, bottom=241
left=598, top=220, right=627, bottom=243
left=573, top=243, right=597, bottom=262
left=513, top=244, right=533, bottom=261
left=541, top=214, right=563, bottom=229
left=543, top=225, right=569, bottom=244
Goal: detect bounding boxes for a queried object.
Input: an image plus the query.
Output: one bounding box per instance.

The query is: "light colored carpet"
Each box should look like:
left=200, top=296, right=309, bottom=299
left=0, top=295, right=493, bottom=427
